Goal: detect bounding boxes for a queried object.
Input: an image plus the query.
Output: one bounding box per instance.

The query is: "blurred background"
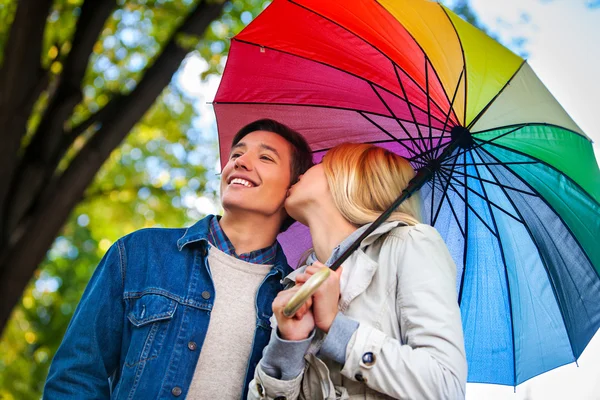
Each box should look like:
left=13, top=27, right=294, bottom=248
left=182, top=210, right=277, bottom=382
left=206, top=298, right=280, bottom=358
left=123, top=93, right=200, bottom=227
left=0, top=0, right=597, bottom=398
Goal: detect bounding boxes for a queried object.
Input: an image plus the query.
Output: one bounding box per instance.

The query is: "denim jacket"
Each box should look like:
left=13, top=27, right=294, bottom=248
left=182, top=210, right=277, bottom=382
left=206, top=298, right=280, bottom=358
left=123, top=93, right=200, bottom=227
left=44, top=215, right=292, bottom=399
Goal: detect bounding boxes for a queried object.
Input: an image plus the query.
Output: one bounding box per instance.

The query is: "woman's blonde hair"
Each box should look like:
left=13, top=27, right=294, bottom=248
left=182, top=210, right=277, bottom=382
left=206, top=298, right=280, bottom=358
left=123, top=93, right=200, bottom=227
left=322, top=143, right=421, bottom=226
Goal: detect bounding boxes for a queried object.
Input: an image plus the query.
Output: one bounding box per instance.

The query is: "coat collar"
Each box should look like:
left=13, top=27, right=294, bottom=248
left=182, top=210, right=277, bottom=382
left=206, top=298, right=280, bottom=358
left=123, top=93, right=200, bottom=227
left=176, top=215, right=212, bottom=251
left=283, top=220, right=408, bottom=288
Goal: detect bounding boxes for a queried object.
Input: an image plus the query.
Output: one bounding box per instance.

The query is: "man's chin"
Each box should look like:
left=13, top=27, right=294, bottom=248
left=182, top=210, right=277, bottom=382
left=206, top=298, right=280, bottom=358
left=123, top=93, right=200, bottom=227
left=222, top=199, right=287, bottom=219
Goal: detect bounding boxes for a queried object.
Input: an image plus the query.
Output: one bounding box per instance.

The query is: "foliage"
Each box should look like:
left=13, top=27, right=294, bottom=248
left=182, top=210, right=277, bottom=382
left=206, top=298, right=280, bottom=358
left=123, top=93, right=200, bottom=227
left=0, top=0, right=268, bottom=398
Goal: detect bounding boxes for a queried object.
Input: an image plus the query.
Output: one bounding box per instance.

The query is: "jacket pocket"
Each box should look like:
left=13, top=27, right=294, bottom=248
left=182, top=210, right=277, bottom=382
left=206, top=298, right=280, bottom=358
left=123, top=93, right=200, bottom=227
left=124, top=293, right=178, bottom=367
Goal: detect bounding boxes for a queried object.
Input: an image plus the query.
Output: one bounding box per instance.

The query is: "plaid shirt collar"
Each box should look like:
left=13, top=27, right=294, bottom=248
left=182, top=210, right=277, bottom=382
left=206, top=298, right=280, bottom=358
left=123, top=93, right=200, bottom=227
left=207, top=215, right=278, bottom=265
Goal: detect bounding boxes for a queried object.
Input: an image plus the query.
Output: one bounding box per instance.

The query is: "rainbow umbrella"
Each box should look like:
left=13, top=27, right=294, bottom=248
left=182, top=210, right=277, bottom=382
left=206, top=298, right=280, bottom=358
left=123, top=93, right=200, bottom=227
left=214, top=0, right=600, bottom=386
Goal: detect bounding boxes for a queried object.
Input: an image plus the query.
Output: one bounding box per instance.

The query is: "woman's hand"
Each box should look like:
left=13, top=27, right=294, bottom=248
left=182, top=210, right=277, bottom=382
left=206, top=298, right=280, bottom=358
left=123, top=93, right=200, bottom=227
left=295, top=261, right=343, bottom=333
left=272, top=285, right=315, bottom=341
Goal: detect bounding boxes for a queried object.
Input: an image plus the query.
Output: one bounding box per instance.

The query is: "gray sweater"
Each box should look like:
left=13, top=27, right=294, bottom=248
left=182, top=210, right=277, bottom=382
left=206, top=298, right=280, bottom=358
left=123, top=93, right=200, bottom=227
left=187, top=245, right=271, bottom=399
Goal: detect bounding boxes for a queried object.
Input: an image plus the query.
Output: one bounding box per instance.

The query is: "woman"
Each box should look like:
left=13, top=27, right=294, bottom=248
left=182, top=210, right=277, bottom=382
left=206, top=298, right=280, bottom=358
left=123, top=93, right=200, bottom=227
left=249, top=143, right=467, bottom=400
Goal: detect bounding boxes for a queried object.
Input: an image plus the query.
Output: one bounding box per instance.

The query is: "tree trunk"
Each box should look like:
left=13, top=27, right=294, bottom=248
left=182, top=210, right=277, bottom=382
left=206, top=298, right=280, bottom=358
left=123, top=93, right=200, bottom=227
left=0, top=0, right=225, bottom=334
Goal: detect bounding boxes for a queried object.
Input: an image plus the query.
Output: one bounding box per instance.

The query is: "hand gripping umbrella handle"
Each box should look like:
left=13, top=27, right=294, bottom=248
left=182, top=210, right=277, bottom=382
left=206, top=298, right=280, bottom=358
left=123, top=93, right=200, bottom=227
left=283, top=267, right=330, bottom=318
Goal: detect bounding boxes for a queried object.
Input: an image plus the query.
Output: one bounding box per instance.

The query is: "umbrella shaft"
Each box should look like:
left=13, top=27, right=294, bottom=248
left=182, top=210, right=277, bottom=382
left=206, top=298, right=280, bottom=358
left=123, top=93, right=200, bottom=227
left=329, top=136, right=463, bottom=271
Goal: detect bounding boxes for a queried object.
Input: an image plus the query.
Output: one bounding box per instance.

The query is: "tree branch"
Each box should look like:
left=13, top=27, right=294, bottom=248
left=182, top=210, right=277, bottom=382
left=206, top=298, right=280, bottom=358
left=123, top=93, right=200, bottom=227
left=0, top=0, right=226, bottom=334
left=4, top=0, right=117, bottom=239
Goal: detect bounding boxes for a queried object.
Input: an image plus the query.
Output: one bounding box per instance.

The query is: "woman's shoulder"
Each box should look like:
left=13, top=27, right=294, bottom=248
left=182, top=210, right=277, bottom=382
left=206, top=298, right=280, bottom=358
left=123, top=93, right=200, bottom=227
left=380, top=223, right=449, bottom=259
left=386, top=223, right=442, bottom=242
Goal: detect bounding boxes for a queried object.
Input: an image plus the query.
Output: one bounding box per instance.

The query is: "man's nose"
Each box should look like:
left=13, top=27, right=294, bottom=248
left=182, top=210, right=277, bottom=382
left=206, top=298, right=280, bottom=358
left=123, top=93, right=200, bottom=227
left=234, top=153, right=251, bottom=170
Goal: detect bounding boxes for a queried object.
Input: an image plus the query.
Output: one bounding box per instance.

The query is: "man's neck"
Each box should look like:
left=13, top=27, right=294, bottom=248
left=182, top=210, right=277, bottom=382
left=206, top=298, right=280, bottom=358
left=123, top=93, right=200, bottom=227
left=303, top=205, right=357, bottom=264
left=218, top=211, right=281, bottom=255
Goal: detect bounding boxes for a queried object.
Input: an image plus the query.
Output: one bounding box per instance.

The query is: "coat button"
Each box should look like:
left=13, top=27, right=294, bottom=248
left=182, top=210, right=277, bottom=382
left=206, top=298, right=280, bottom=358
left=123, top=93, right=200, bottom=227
left=256, top=383, right=265, bottom=396
left=171, top=386, right=182, bottom=396
left=188, top=341, right=197, bottom=351
left=355, top=373, right=366, bottom=383
left=362, top=351, right=376, bottom=366
left=201, top=291, right=211, bottom=300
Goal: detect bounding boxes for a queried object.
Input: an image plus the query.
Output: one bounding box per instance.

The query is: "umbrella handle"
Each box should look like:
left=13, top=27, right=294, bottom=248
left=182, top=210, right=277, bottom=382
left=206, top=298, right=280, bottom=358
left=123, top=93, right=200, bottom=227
left=283, top=267, right=330, bottom=318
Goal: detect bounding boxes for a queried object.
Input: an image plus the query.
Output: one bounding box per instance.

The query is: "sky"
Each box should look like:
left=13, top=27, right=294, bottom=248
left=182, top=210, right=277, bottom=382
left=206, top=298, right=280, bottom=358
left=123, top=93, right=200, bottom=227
left=177, top=1, right=600, bottom=399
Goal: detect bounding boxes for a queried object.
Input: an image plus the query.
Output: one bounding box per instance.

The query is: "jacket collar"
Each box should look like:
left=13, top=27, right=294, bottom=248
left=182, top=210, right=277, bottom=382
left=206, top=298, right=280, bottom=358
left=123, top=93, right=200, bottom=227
left=357, top=220, right=408, bottom=248
left=177, top=215, right=213, bottom=251
left=283, top=220, right=408, bottom=287
left=339, top=220, right=409, bottom=310
left=176, top=215, right=290, bottom=275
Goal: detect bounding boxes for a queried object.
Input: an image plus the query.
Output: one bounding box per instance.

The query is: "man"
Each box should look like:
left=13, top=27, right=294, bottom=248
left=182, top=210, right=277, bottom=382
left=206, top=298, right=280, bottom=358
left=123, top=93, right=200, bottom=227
left=44, top=119, right=313, bottom=399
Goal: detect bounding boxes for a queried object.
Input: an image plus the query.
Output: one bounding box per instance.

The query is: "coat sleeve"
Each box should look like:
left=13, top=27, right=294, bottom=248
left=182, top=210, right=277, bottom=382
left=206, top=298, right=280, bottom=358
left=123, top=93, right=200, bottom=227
left=340, top=225, right=468, bottom=400
left=248, top=317, right=307, bottom=400
left=43, top=241, right=125, bottom=399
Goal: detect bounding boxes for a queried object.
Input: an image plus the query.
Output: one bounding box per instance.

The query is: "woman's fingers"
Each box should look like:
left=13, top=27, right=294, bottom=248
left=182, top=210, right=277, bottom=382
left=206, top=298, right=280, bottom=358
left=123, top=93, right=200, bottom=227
left=273, top=284, right=314, bottom=319
left=294, top=297, right=313, bottom=319
left=295, top=273, right=311, bottom=284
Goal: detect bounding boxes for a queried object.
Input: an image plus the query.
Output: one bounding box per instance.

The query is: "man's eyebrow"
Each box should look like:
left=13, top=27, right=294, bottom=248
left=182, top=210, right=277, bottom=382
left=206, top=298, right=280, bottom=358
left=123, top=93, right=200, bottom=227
left=260, top=143, right=281, bottom=160
left=230, top=142, right=246, bottom=153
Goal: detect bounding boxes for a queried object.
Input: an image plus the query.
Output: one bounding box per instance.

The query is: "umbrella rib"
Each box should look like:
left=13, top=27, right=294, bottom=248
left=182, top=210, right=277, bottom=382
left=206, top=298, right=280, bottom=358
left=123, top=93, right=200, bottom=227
left=393, top=64, right=430, bottom=152
left=440, top=125, right=527, bottom=165
left=231, top=39, right=452, bottom=128
left=472, top=122, right=590, bottom=141
left=475, top=147, right=582, bottom=362
left=426, top=57, right=434, bottom=157
left=458, top=151, right=469, bottom=304
left=437, top=170, right=498, bottom=238
left=449, top=161, right=538, bottom=166
left=431, top=172, right=436, bottom=225
left=467, top=60, right=527, bottom=131
left=440, top=170, right=525, bottom=223
left=433, top=68, right=465, bottom=159
left=215, top=99, right=436, bottom=127
left=439, top=166, right=537, bottom=196
left=440, top=5, right=468, bottom=125
left=432, top=148, right=461, bottom=226
left=314, top=137, right=452, bottom=154
left=476, top=141, right=600, bottom=206
left=441, top=184, right=466, bottom=238
left=358, top=111, right=424, bottom=160
left=478, top=146, right=600, bottom=278
left=430, top=173, right=466, bottom=237
left=368, top=82, right=426, bottom=154
left=469, top=148, right=518, bottom=387
left=290, top=0, right=456, bottom=124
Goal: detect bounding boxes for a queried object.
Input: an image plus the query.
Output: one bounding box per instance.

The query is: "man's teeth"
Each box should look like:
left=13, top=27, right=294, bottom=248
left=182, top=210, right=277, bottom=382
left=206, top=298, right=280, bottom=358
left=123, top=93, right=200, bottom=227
left=231, top=178, right=254, bottom=188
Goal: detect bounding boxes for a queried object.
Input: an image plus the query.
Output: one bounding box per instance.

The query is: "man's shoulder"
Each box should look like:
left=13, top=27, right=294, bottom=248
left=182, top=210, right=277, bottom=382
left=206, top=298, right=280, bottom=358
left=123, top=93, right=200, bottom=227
left=118, top=215, right=214, bottom=250
left=119, top=226, right=188, bottom=248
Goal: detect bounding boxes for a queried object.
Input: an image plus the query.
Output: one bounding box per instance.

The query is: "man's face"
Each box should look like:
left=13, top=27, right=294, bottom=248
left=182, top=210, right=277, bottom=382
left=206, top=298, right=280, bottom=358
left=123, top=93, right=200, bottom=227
left=220, top=130, right=293, bottom=221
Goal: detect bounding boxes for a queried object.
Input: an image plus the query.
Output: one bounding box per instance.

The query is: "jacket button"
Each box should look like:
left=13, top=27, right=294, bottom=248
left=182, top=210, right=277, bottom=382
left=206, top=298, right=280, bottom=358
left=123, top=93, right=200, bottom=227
left=355, top=373, right=366, bottom=383
left=256, top=382, right=265, bottom=396
left=171, top=386, right=182, bottom=396
left=362, top=351, right=376, bottom=366
left=201, top=291, right=211, bottom=300
left=200, top=246, right=207, bottom=257
left=188, top=341, right=197, bottom=351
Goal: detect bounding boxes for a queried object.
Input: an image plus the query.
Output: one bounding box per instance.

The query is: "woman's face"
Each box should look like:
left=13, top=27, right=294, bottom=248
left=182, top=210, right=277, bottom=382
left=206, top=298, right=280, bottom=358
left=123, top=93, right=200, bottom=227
left=285, top=163, right=332, bottom=223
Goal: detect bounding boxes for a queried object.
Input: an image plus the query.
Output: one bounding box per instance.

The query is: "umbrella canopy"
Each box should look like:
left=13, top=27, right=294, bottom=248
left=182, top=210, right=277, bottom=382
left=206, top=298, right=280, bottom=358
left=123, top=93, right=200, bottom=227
left=213, top=0, right=600, bottom=387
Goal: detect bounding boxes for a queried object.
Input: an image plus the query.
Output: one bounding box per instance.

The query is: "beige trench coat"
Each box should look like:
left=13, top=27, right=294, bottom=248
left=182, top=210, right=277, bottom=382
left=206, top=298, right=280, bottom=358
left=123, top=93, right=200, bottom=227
left=249, top=222, right=467, bottom=400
